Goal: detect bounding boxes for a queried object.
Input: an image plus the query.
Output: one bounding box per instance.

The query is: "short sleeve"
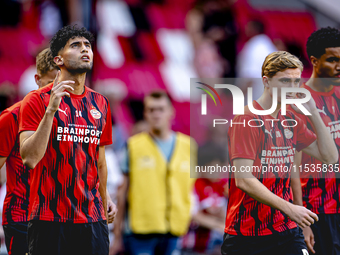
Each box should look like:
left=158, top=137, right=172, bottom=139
left=0, top=109, right=18, bottom=157
left=295, top=115, right=317, bottom=152
left=19, top=92, right=45, bottom=133
left=228, top=115, right=260, bottom=161
left=99, top=101, right=113, bottom=146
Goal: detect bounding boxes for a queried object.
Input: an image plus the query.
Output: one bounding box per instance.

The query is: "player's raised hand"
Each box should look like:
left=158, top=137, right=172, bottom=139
left=47, top=70, right=75, bottom=113
left=286, top=203, right=318, bottom=229
left=291, top=92, right=317, bottom=115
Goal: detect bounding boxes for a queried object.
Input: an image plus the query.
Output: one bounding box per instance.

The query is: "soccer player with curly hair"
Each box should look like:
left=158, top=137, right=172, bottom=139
left=19, top=25, right=114, bottom=254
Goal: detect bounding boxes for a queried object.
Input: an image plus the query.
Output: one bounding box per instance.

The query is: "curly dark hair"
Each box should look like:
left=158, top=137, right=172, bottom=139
left=50, top=25, right=94, bottom=57
left=306, top=27, right=340, bottom=59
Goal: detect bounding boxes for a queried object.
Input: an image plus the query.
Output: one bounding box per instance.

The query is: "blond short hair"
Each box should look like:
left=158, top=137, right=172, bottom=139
left=262, top=51, right=303, bottom=78
left=36, top=48, right=59, bottom=76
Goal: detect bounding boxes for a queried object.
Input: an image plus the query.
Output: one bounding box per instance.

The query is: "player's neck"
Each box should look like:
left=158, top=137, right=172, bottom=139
left=149, top=128, right=172, bottom=140
left=257, top=91, right=280, bottom=118
left=59, top=71, right=86, bottom=95
left=306, top=71, right=333, bottom=93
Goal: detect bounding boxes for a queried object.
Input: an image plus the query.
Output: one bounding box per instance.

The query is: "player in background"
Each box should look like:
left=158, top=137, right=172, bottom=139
left=222, top=51, right=338, bottom=255
left=19, top=25, right=114, bottom=255
left=34, top=48, right=60, bottom=89
left=0, top=48, right=58, bottom=255
left=292, top=27, right=340, bottom=254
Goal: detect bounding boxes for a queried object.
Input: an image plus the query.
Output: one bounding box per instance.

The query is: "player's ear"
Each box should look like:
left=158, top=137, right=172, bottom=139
left=262, top=76, right=270, bottom=88
left=54, top=56, right=63, bottom=66
left=310, top=56, right=318, bottom=67
left=34, top=74, right=41, bottom=87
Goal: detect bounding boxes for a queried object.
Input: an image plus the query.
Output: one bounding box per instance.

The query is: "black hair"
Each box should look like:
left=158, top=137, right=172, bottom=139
left=50, top=25, right=94, bottom=57
left=306, top=27, right=340, bottom=59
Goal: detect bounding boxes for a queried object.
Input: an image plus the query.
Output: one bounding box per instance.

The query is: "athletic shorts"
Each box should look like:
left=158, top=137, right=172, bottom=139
left=27, top=220, right=109, bottom=255
left=311, top=213, right=340, bottom=255
left=3, top=221, right=29, bottom=255
left=221, top=227, right=308, bottom=255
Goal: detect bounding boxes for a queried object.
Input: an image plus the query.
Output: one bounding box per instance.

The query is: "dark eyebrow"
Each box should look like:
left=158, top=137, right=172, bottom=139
left=70, top=41, right=81, bottom=46
left=326, top=56, right=340, bottom=61
left=278, top=78, right=301, bottom=82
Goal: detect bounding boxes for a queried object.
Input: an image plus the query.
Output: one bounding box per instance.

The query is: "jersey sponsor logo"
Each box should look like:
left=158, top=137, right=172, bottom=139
left=56, top=125, right=102, bottom=144
left=261, top=147, right=296, bottom=164
left=213, top=118, right=297, bottom=128
left=58, top=107, right=68, bottom=116
left=326, top=120, right=340, bottom=139
left=284, top=128, right=293, bottom=139
left=197, top=83, right=312, bottom=116
left=90, top=106, right=101, bottom=119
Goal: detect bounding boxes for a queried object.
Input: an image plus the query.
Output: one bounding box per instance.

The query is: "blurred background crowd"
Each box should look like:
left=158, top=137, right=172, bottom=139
left=0, top=0, right=339, bottom=254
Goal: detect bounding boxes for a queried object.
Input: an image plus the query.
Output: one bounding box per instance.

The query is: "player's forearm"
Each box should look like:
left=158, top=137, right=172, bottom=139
left=20, top=109, right=55, bottom=169
left=308, top=110, right=338, bottom=164
left=235, top=177, right=290, bottom=213
left=291, top=152, right=303, bottom=206
left=291, top=178, right=303, bottom=206
left=106, top=189, right=112, bottom=202
left=98, top=146, right=108, bottom=221
left=98, top=167, right=108, bottom=221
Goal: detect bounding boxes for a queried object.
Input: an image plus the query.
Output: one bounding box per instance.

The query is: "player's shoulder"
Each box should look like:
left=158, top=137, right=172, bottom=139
left=35, top=83, right=53, bottom=95
left=23, top=83, right=53, bottom=101
left=244, top=105, right=257, bottom=118
left=86, top=86, right=109, bottom=103
left=0, top=101, right=22, bottom=120
left=3, top=101, right=22, bottom=115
